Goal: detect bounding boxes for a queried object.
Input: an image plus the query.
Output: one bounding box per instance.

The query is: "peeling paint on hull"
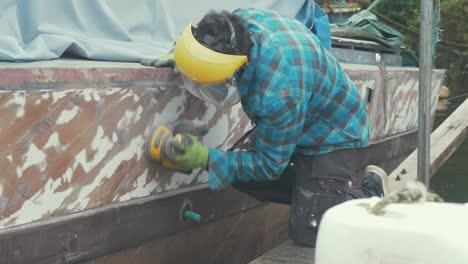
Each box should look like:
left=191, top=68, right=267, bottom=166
left=0, top=62, right=444, bottom=228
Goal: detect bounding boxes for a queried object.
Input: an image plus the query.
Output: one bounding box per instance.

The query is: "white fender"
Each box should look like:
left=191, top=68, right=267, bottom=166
left=316, top=198, right=468, bottom=264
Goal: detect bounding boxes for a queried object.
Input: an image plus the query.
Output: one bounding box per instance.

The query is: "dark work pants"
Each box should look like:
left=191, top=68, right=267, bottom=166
left=231, top=128, right=375, bottom=247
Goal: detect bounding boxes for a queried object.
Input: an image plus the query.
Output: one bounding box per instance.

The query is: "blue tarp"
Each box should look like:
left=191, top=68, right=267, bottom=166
left=0, top=0, right=331, bottom=62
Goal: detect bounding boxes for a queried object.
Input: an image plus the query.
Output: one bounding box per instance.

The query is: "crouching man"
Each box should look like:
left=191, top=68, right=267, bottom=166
left=145, top=8, right=387, bottom=247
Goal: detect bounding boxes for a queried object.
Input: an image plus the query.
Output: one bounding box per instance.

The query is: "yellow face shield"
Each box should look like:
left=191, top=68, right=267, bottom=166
left=174, top=24, right=248, bottom=106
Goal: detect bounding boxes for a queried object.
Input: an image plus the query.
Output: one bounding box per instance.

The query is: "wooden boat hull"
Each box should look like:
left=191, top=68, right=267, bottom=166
left=0, top=56, right=444, bottom=263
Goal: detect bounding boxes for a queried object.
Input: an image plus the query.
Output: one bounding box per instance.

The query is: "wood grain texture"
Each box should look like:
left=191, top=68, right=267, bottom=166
left=249, top=240, right=315, bottom=264
left=0, top=63, right=445, bottom=228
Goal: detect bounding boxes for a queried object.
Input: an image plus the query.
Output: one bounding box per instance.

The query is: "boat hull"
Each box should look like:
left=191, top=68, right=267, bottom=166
left=0, top=58, right=444, bottom=263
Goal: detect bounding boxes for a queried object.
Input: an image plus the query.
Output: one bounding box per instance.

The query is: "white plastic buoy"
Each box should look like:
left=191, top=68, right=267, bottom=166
left=315, top=198, right=468, bottom=264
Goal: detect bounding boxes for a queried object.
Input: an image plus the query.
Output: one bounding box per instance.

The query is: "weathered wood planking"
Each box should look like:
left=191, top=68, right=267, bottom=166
left=343, top=65, right=444, bottom=142
left=0, top=61, right=444, bottom=228
left=389, top=99, right=468, bottom=192
left=249, top=240, right=315, bottom=264
left=0, top=65, right=253, bottom=228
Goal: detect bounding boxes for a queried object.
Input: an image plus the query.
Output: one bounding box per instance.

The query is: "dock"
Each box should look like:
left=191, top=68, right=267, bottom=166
left=389, top=98, right=468, bottom=192
left=250, top=241, right=315, bottom=264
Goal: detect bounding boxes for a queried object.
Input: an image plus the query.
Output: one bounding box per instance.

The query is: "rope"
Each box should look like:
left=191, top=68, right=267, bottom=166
left=367, top=182, right=444, bottom=216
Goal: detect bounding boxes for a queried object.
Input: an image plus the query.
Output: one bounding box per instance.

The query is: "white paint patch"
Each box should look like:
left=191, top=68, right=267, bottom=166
left=223, top=129, right=239, bottom=149
left=68, top=135, right=144, bottom=209
left=164, top=171, right=198, bottom=191
left=196, top=171, right=209, bottom=184
left=355, top=79, right=376, bottom=100
left=385, top=79, right=418, bottom=135
left=63, top=167, right=73, bottom=183
left=136, top=170, right=148, bottom=188
left=117, top=170, right=160, bottom=202
left=228, top=103, right=248, bottom=127
left=41, top=93, right=50, bottom=100
left=202, top=115, right=229, bottom=149
left=77, top=88, right=121, bottom=102
left=431, top=79, right=443, bottom=113
left=116, top=107, right=144, bottom=131
left=119, top=89, right=135, bottom=101
left=74, top=126, right=114, bottom=174
left=5, top=91, right=26, bottom=118
left=55, top=126, right=114, bottom=206
left=35, top=99, right=41, bottom=105
left=52, top=90, right=72, bottom=103
left=44, top=132, right=61, bottom=149
left=137, top=105, right=143, bottom=118
left=204, top=104, right=217, bottom=121
left=16, top=144, right=47, bottom=178
left=104, top=88, right=121, bottom=96
left=0, top=177, right=73, bottom=227
left=41, top=69, right=56, bottom=80
left=56, top=105, right=80, bottom=125
left=83, top=93, right=92, bottom=102
left=112, top=132, right=118, bottom=142
left=117, top=111, right=131, bottom=130
left=0, top=185, right=3, bottom=196
left=150, top=94, right=186, bottom=128
left=6, top=154, right=13, bottom=162
left=92, top=93, right=101, bottom=101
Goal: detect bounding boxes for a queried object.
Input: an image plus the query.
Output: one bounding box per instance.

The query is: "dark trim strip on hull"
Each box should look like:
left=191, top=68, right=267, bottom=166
left=0, top=186, right=262, bottom=264
left=84, top=204, right=290, bottom=264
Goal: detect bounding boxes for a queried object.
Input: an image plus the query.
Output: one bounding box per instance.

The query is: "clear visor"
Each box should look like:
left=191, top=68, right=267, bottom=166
left=177, top=68, right=240, bottom=106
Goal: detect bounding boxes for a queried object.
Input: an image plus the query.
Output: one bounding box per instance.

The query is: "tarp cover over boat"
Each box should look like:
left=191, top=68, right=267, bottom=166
left=330, top=10, right=419, bottom=66
left=0, top=0, right=331, bottom=62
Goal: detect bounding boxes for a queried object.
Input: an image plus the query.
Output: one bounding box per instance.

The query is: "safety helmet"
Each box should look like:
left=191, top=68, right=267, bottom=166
left=174, top=24, right=248, bottom=106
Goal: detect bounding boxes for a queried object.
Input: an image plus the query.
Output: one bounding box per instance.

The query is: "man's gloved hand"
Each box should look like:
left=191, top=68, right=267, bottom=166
left=145, top=120, right=209, bottom=172
left=166, top=134, right=209, bottom=172
left=140, top=50, right=175, bottom=68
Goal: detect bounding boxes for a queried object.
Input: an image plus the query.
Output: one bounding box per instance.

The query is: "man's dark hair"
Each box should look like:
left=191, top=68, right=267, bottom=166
left=193, top=11, right=253, bottom=56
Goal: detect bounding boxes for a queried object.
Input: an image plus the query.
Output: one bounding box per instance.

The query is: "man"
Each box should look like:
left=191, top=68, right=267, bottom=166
left=144, top=7, right=388, bottom=247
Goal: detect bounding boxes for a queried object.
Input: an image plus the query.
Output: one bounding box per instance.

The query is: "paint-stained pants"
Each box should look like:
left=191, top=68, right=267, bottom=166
left=231, top=128, right=377, bottom=248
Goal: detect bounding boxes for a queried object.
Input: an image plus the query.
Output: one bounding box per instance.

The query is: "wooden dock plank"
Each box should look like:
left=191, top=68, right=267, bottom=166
left=249, top=241, right=315, bottom=264
left=389, top=98, right=468, bottom=192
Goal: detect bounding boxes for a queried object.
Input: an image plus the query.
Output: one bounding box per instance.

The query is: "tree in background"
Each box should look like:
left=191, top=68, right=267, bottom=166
left=372, top=0, right=467, bottom=90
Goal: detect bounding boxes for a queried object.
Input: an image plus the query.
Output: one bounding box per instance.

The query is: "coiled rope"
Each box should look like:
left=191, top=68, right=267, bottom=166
left=367, top=182, right=444, bottom=215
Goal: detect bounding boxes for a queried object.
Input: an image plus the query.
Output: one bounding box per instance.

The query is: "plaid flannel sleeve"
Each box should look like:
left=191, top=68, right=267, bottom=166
left=207, top=44, right=306, bottom=191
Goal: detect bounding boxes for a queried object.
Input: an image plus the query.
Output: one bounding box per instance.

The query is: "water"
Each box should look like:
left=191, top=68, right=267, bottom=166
left=430, top=88, right=468, bottom=203
left=431, top=140, right=468, bottom=203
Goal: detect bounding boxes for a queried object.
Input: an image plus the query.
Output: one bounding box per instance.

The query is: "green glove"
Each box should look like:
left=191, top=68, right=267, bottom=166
left=166, top=134, right=209, bottom=172
left=140, top=49, right=175, bottom=68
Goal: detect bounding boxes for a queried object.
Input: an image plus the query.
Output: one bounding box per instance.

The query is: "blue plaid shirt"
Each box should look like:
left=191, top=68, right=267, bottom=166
left=208, top=8, right=370, bottom=190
